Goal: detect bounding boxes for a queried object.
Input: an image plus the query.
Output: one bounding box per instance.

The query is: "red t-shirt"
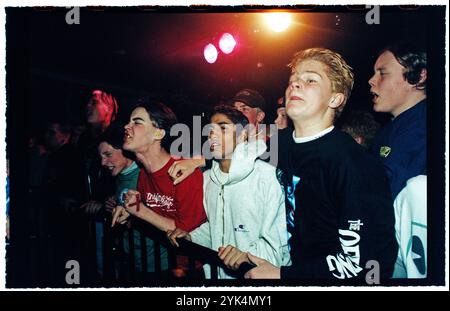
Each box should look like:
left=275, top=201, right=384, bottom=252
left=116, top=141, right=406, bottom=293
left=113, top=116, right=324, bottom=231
left=137, top=157, right=206, bottom=232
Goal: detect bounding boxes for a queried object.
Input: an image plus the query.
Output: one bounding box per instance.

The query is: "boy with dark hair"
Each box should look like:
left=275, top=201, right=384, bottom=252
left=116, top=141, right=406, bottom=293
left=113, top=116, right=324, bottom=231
left=99, top=123, right=163, bottom=273
left=369, top=41, right=427, bottom=199
left=167, top=104, right=289, bottom=279
left=369, top=41, right=427, bottom=279
left=112, top=99, right=206, bottom=234
left=112, top=99, right=206, bottom=276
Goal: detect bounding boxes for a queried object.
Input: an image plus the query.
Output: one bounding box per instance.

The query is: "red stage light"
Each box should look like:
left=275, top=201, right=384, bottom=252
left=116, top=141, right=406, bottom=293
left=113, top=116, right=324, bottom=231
left=219, top=33, right=236, bottom=54
left=204, top=43, right=218, bottom=64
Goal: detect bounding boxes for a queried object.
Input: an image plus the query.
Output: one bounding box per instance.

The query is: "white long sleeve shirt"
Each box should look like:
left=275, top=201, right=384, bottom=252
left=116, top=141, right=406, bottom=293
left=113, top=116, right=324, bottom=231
left=191, top=140, right=290, bottom=279
left=392, top=175, right=427, bottom=278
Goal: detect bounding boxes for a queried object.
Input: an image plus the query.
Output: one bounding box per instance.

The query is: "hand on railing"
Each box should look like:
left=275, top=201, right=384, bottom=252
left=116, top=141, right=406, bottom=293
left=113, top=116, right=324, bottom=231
left=104, top=196, right=117, bottom=213
left=166, top=228, right=191, bottom=247
left=111, top=205, right=130, bottom=227
left=166, top=232, right=257, bottom=278
left=121, top=189, right=141, bottom=214
left=218, top=245, right=250, bottom=271
left=243, top=253, right=280, bottom=279
left=80, top=200, right=103, bottom=215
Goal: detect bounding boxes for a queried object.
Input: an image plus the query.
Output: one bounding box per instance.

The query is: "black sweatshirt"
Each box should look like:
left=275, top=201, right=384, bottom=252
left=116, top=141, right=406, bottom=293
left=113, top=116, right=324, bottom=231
left=277, top=128, right=398, bottom=280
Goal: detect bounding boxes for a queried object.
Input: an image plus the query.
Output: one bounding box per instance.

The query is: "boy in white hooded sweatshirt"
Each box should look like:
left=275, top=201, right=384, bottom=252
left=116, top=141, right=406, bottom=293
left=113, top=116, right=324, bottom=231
left=168, top=104, right=290, bottom=279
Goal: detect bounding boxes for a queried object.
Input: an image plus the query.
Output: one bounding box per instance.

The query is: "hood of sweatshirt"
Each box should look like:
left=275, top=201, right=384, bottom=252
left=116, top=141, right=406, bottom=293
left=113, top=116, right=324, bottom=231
left=209, top=139, right=267, bottom=186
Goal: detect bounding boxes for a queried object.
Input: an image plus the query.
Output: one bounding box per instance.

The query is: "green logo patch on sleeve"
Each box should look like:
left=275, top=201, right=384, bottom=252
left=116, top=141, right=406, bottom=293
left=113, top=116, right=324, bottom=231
left=379, top=146, right=391, bottom=157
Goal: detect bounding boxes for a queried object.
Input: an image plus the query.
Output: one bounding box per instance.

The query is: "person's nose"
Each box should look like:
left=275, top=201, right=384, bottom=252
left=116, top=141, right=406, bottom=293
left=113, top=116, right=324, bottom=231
left=368, top=74, right=376, bottom=87
left=288, top=78, right=302, bottom=91
left=101, top=157, right=108, bottom=166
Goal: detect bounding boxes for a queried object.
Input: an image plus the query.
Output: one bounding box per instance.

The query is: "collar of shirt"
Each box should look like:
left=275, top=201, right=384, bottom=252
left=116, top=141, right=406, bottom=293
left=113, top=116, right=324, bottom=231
left=292, top=126, right=334, bottom=144
left=120, top=161, right=138, bottom=176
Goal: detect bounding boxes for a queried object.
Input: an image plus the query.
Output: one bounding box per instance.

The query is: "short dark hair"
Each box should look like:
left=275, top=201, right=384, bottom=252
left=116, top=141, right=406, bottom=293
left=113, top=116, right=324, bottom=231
left=210, top=103, right=249, bottom=128
left=99, top=122, right=124, bottom=150
left=135, top=97, right=178, bottom=152
left=99, top=122, right=135, bottom=159
left=381, top=42, right=427, bottom=91
left=340, top=110, right=380, bottom=149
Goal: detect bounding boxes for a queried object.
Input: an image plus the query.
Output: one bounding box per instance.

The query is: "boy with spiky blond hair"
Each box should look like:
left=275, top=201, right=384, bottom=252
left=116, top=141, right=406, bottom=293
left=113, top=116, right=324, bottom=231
left=245, top=48, right=397, bottom=281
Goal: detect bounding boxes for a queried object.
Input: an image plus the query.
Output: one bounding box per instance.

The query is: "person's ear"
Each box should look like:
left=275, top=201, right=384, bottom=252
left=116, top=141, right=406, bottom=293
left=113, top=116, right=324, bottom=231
left=328, top=93, right=345, bottom=109
left=354, top=136, right=364, bottom=146
left=237, top=129, right=248, bottom=144
left=153, top=129, right=166, bottom=140
left=418, top=68, right=427, bottom=86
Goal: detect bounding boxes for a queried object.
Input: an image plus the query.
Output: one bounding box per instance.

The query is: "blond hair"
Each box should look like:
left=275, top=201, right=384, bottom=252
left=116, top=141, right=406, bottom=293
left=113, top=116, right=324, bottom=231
left=288, top=48, right=354, bottom=119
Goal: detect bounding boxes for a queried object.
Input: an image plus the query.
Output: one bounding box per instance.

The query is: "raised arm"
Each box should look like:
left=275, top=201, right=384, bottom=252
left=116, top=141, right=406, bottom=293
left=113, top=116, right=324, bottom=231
left=168, top=158, right=206, bottom=185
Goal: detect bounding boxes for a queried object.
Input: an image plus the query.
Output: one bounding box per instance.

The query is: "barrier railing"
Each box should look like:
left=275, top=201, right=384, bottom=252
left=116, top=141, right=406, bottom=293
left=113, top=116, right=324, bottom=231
left=98, top=215, right=255, bottom=286
left=7, top=203, right=254, bottom=287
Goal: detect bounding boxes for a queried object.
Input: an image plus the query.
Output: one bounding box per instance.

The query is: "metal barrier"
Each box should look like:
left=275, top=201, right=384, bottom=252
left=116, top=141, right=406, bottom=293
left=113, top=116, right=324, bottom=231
left=97, top=215, right=256, bottom=286
left=7, top=202, right=254, bottom=287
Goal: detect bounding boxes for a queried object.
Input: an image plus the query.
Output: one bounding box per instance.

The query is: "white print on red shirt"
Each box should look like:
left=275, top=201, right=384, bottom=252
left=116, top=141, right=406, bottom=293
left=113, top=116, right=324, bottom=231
left=145, top=192, right=175, bottom=212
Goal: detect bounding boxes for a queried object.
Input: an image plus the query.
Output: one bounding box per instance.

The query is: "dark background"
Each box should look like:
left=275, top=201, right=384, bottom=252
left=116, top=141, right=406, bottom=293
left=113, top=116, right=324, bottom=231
left=10, top=5, right=432, bottom=130
left=5, top=5, right=446, bottom=287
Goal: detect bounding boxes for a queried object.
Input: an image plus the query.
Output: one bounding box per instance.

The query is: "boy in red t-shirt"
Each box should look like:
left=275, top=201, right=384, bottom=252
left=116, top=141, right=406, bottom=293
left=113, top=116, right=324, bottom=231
left=112, top=99, right=206, bottom=276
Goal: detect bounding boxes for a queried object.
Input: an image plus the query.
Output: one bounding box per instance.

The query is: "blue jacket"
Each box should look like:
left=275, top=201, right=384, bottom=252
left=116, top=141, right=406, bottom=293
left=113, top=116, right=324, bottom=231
left=371, top=100, right=427, bottom=199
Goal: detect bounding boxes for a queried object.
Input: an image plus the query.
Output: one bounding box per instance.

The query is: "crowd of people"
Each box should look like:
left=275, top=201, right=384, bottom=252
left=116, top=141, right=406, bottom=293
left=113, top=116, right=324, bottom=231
left=21, top=40, right=427, bottom=285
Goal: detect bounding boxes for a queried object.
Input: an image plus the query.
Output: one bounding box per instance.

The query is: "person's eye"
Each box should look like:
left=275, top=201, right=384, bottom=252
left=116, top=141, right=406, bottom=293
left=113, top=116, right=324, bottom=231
left=307, top=79, right=317, bottom=84
left=220, top=124, right=232, bottom=132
